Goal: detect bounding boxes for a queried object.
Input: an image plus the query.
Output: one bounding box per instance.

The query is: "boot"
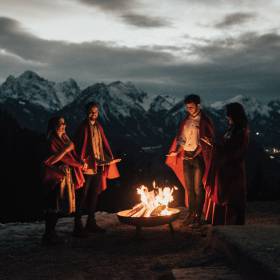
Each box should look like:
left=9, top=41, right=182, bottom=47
left=86, top=214, right=106, bottom=234
left=183, top=212, right=196, bottom=226
left=73, top=216, right=88, bottom=238
left=42, top=213, right=63, bottom=246
left=42, top=231, right=64, bottom=246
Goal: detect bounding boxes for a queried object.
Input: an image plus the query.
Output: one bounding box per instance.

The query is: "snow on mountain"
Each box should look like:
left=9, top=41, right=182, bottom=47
left=54, top=78, right=81, bottom=107
left=59, top=81, right=161, bottom=146
left=0, top=71, right=81, bottom=111
left=108, top=81, right=147, bottom=103
left=268, top=99, right=280, bottom=114
left=149, top=95, right=177, bottom=112
left=107, top=81, right=147, bottom=118
left=62, top=81, right=148, bottom=122
left=210, top=95, right=272, bottom=119
left=0, top=71, right=279, bottom=148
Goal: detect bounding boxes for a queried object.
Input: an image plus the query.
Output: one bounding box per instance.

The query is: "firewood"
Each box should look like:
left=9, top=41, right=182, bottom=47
left=126, top=203, right=144, bottom=217
left=131, top=206, right=146, bottom=217
left=150, top=205, right=166, bottom=216
left=142, top=208, right=151, bottom=217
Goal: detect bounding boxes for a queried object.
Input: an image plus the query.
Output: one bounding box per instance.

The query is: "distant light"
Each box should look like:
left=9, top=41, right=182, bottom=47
left=270, top=155, right=275, bottom=159
left=256, top=132, right=260, bottom=136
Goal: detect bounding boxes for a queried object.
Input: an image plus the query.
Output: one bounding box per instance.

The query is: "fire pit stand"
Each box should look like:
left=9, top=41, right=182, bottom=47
left=117, top=208, right=181, bottom=237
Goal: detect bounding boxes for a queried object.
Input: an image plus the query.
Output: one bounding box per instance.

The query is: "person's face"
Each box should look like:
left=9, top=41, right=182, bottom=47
left=226, top=115, right=233, bottom=126
left=56, top=118, right=66, bottom=135
left=185, top=102, right=199, bottom=116
left=88, top=106, right=99, bottom=121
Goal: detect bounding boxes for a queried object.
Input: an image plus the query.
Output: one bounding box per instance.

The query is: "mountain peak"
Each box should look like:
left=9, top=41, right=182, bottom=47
left=149, top=95, right=177, bottom=112
left=0, top=72, right=81, bottom=111
left=18, top=70, right=44, bottom=81
left=210, top=95, right=272, bottom=118
left=108, top=81, right=124, bottom=87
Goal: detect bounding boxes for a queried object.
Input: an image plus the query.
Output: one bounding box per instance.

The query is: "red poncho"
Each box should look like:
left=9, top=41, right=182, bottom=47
left=43, top=133, right=85, bottom=190
left=75, top=120, right=120, bottom=193
left=204, top=125, right=249, bottom=225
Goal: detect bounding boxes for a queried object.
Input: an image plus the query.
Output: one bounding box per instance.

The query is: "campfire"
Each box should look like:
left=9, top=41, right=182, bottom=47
left=126, top=181, right=177, bottom=217
left=117, top=181, right=180, bottom=235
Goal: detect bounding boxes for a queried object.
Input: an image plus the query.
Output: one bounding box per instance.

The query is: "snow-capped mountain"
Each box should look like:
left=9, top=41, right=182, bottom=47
left=149, top=95, right=177, bottom=113
left=0, top=71, right=81, bottom=131
left=0, top=71, right=279, bottom=148
left=54, top=78, right=81, bottom=108
left=210, top=95, right=272, bottom=118
left=60, top=82, right=160, bottom=147
left=62, top=81, right=147, bottom=122
left=0, top=71, right=81, bottom=111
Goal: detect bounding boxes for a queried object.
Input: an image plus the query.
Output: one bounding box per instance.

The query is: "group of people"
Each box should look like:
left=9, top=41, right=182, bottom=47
left=166, top=94, right=249, bottom=227
left=42, top=94, right=249, bottom=245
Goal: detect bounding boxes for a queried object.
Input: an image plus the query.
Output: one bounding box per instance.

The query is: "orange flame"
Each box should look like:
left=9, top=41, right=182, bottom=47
left=135, top=181, right=177, bottom=217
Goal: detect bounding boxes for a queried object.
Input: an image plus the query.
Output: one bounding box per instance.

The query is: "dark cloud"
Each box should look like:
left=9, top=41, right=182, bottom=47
left=121, top=13, right=171, bottom=28
left=176, top=0, right=265, bottom=6
left=0, top=17, right=56, bottom=62
left=78, top=0, right=172, bottom=28
left=215, top=12, right=257, bottom=28
left=0, top=17, right=175, bottom=81
left=1, top=17, right=280, bottom=101
left=78, top=0, right=136, bottom=12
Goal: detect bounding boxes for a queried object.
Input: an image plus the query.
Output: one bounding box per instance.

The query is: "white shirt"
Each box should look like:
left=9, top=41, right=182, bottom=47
left=178, top=113, right=201, bottom=152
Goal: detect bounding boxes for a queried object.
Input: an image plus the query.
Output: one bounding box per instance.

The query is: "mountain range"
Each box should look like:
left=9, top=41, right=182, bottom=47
left=0, top=70, right=279, bottom=148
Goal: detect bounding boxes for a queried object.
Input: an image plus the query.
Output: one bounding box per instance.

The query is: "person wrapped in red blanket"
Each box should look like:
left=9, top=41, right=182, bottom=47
left=73, top=102, right=120, bottom=236
left=42, top=116, right=86, bottom=245
left=204, top=102, right=249, bottom=225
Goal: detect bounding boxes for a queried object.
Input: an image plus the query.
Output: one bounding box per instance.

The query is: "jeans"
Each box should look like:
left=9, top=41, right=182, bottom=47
left=183, top=152, right=205, bottom=218
left=75, top=171, right=101, bottom=220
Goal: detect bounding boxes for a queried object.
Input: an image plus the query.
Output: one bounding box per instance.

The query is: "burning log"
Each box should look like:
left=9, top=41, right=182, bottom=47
left=131, top=206, right=146, bottom=217
left=150, top=205, right=166, bottom=216
left=117, top=181, right=180, bottom=237
left=126, top=203, right=144, bottom=217
left=124, top=182, right=178, bottom=218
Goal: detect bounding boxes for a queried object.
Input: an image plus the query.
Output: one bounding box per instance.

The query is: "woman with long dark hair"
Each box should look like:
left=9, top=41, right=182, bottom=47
left=205, top=102, right=249, bottom=225
left=42, top=116, right=85, bottom=245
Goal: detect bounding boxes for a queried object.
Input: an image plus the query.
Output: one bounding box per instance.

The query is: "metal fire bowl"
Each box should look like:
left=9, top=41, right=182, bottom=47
left=117, top=208, right=181, bottom=227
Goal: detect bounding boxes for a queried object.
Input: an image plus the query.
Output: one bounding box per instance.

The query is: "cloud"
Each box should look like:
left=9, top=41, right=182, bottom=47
left=78, top=0, right=136, bottom=12
left=121, top=13, right=172, bottom=28
left=78, top=0, right=172, bottom=28
left=0, top=17, right=175, bottom=80
left=215, top=12, right=257, bottom=28
left=0, top=17, right=55, bottom=62
left=1, top=17, right=280, bottom=100
left=176, top=0, right=266, bottom=6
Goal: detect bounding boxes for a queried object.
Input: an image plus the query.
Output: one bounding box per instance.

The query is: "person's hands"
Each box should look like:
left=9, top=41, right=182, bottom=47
left=189, top=145, right=202, bottom=160
left=184, top=155, right=193, bottom=160
left=65, top=141, right=75, bottom=153
left=82, top=162, right=88, bottom=171
left=167, top=151, right=178, bottom=157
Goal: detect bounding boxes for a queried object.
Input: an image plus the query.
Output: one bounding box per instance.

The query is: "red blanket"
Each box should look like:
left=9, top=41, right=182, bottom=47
left=165, top=112, right=215, bottom=207
left=43, top=133, right=85, bottom=190
left=75, top=120, right=120, bottom=193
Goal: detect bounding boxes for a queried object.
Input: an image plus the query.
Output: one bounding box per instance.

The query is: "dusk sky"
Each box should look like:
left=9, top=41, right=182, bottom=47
left=0, top=0, right=279, bottom=101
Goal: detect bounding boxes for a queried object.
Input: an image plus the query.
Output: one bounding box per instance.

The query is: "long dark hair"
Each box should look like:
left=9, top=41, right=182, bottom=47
left=226, top=102, right=248, bottom=128
left=46, top=116, right=64, bottom=139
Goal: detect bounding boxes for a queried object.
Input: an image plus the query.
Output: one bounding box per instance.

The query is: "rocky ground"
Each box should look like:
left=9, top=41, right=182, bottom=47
left=0, top=201, right=279, bottom=280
